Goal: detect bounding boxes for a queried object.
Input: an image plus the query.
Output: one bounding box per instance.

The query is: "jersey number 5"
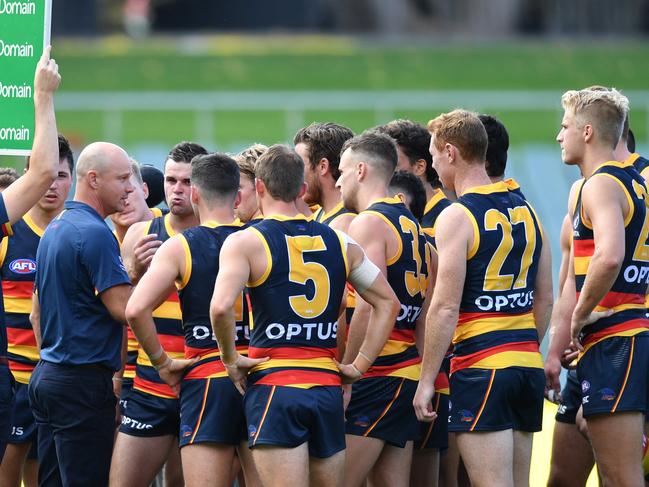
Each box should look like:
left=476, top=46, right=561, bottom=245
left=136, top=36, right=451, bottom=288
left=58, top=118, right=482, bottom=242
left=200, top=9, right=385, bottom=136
left=286, top=235, right=331, bottom=319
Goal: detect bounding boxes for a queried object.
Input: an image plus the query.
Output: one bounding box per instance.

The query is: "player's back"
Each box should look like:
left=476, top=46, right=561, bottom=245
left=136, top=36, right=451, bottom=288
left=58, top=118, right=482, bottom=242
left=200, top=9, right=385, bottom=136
left=246, top=215, right=348, bottom=388
left=452, top=181, right=543, bottom=374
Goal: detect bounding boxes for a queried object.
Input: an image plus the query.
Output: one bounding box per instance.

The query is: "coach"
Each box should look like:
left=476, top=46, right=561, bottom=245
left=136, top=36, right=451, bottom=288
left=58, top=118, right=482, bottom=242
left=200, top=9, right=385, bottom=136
left=29, top=142, right=134, bottom=487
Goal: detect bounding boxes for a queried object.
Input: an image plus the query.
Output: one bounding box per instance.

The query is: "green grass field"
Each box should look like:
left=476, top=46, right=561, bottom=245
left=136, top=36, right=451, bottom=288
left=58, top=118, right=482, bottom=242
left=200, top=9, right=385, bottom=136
left=2, top=36, right=648, bottom=167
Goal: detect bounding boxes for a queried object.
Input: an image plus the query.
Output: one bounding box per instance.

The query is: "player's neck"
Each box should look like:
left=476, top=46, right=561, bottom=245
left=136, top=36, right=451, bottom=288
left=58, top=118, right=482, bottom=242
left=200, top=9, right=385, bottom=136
left=26, top=205, right=60, bottom=231
left=613, top=142, right=632, bottom=163
left=167, top=211, right=199, bottom=233
left=453, top=166, right=492, bottom=196
left=114, top=208, right=154, bottom=243
left=580, top=146, right=617, bottom=179
left=73, top=188, right=110, bottom=219
left=319, top=186, right=343, bottom=213
left=357, top=185, right=388, bottom=212
left=198, top=204, right=236, bottom=226
left=261, top=200, right=302, bottom=218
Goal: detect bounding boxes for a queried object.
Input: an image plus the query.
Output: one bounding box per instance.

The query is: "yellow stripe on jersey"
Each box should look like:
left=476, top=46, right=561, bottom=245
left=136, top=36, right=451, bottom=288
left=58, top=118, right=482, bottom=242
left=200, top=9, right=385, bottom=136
left=137, top=348, right=185, bottom=366
left=12, top=370, right=30, bottom=384
left=362, top=210, right=403, bottom=265
left=250, top=357, right=339, bottom=374
left=151, top=300, right=182, bottom=320
left=247, top=227, right=273, bottom=287
left=456, top=204, right=480, bottom=259
left=4, top=297, right=32, bottom=314
left=8, top=344, right=40, bottom=362
left=469, top=351, right=543, bottom=370
left=453, top=313, right=536, bottom=344
left=387, top=363, right=421, bottom=380
left=177, top=234, right=192, bottom=290
left=377, top=339, right=415, bottom=357
left=574, top=256, right=590, bottom=275
left=593, top=173, right=634, bottom=227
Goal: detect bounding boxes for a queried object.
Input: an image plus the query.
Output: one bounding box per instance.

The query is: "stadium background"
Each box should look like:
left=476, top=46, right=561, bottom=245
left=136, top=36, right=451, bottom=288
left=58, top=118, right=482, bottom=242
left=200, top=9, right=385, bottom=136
left=3, top=2, right=649, bottom=484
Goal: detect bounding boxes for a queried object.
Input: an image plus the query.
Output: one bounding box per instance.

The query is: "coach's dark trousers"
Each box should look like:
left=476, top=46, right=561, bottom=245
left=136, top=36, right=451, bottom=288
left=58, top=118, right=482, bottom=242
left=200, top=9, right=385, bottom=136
left=0, top=363, right=15, bottom=461
left=28, top=361, right=116, bottom=487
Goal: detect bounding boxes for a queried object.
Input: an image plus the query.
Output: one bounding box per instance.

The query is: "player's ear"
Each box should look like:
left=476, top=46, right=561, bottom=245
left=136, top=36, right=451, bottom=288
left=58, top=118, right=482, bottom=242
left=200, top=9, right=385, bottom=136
left=414, top=159, right=427, bottom=177
left=357, top=161, right=367, bottom=181
left=142, top=182, right=149, bottom=200
left=190, top=185, right=199, bottom=205
left=297, top=182, right=307, bottom=199
left=87, top=170, right=99, bottom=189
left=583, top=123, right=593, bottom=143
left=319, top=158, right=330, bottom=176
left=233, top=189, right=242, bottom=209
left=255, top=177, right=265, bottom=198
left=446, top=143, right=456, bottom=164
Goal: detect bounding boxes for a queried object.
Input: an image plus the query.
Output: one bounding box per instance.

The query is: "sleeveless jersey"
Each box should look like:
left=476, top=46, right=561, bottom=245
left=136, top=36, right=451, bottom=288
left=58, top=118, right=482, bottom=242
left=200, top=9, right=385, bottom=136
left=246, top=215, right=348, bottom=388
left=452, top=181, right=544, bottom=374
left=133, top=214, right=185, bottom=398
left=628, top=152, right=649, bottom=179
left=362, top=197, right=429, bottom=380
left=572, top=162, right=649, bottom=353
left=177, top=221, right=250, bottom=379
left=0, top=215, right=42, bottom=384
left=421, top=188, right=451, bottom=245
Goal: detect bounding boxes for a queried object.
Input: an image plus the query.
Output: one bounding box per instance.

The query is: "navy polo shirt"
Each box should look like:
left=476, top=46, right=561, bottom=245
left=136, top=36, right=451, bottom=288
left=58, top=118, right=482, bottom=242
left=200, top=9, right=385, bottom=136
left=0, top=194, right=12, bottom=358
left=36, top=201, right=130, bottom=371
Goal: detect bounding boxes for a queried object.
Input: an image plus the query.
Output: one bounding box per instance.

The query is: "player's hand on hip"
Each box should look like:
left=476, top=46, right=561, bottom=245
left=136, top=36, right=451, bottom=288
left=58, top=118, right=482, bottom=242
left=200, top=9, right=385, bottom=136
left=158, top=358, right=198, bottom=394
left=570, top=309, right=613, bottom=351
left=413, top=382, right=437, bottom=422
left=560, top=345, right=579, bottom=370
left=334, top=360, right=363, bottom=385
left=34, top=46, right=60, bottom=95
left=224, top=354, right=269, bottom=395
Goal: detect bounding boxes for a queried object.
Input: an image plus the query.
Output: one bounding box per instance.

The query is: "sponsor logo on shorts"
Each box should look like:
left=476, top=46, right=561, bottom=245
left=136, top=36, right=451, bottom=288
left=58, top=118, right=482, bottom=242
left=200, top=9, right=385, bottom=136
left=121, top=416, right=153, bottom=430
left=180, top=425, right=193, bottom=438
left=557, top=404, right=567, bottom=415
left=248, top=425, right=257, bottom=439
left=581, top=380, right=590, bottom=394
left=598, top=388, right=616, bottom=401
left=458, top=410, right=474, bottom=423
left=11, top=426, right=24, bottom=436
left=353, top=415, right=370, bottom=428
left=9, top=258, right=36, bottom=274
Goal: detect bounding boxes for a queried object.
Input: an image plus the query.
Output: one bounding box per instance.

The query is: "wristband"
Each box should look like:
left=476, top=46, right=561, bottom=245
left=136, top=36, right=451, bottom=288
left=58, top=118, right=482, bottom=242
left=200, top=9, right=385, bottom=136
left=149, top=347, right=164, bottom=362
left=357, top=350, right=372, bottom=363
left=350, top=363, right=363, bottom=378
left=222, top=354, right=240, bottom=368
left=112, top=377, right=123, bottom=382
left=153, top=356, right=171, bottom=371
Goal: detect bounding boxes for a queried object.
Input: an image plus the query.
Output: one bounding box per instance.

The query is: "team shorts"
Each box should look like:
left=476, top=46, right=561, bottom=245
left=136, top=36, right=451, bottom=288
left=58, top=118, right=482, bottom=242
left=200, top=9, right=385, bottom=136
left=8, top=382, right=37, bottom=444
left=244, top=384, right=345, bottom=458
left=179, top=377, right=246, bottom=448
left=577, top=333, right=649, bottom=418
left=345, top=377, right=420, bottom=448
left=555, top=369, right=582, bottom=424
left=119, top=388, right=179, bottom=437
left=118, top=380, right=133, bottom=416
left=414, top=392, right=449, bottom=450
left=448, top=367, right=544, bottom=433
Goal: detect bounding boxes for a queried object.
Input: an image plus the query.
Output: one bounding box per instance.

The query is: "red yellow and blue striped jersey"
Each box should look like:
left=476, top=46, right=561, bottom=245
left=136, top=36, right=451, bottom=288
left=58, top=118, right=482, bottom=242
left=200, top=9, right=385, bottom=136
left=177, top=221, right=250, bottom=380
left=573, top=162, right=649, bottom=353
left=362, top=197, right=429, bottom=380
left=0, top=215, right=42, bottom=383
left=133, top=214, right=185, bottom=398
left=246, top=215, right=348, bottom=388
left=421, top=188, right=451, bottom=246
left=628, top=153, right=649, bottom=180
left=452, top=181, right=544, bottom=374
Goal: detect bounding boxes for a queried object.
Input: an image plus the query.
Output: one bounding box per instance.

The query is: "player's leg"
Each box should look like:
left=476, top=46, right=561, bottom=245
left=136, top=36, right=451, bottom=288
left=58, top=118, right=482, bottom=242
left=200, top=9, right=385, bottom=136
left=237, top=440, right=262, bottom=487
left=252, top=444, right=309, bottom=486
left=109, top=433, right=176, bottom=487
left=439, top=433, right=460, bottom=487
left=180, top=443, right=234, bottom=487
left=367, top=441, right=414, bottom=487
left=456, top=430, right=514, bottom=487
left=410, top=448, right=440, bottom=487
left=410, top=391, right=448, bottom=487
left=343, top=435, right=384, bottom=487
left=22, top=449, right=38, bottom=487
left=587, top=412, right=644, bottom=487
left=547, top=422, right=594, bottom=487
left=0, top=443, right=30, bottom=487
left=309, top=450, right=345, bottom=487
left=163, top=443, right=183, bottom=487
left=512, top=431, right=533, bottom=487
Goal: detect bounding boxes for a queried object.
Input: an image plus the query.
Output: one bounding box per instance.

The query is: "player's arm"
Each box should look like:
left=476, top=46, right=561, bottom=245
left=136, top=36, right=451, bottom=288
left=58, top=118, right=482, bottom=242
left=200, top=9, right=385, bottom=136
left=571, top=175, right=625, bottom=349
left=30, top=292, right=41, bottom=350
left=2, top=48, right=60, bottom=224
left=335, top=234, right=400, bottom=382
left=125, top=236, right=195, bottom=390
left=413, top=205, right=471, bottom=422
left=532, top=226, right=553, bottom=342
left=415, top=243, right=437, bottom=354
left=210, top=231, right=268, bottom=393
left=341, top=213, right=390, bottom=366
left=329, top=213, right=355, bottom=359
left=120, top=220, right=163, bottom=284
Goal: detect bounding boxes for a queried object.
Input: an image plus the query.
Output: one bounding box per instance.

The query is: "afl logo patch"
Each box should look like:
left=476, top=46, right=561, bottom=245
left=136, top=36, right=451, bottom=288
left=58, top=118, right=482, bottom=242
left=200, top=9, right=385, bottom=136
left=9, top=259, right=36, bottom=274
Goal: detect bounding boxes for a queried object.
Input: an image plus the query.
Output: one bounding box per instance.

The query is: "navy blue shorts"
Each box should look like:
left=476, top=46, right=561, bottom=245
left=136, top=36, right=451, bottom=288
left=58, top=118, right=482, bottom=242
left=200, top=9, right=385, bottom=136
left=118, top=380, right=133, bottom=416
left=577, top=333, right=649, bottom=418
left=0, top=364, right=15, bottom=459
left=244, top=384, right=345, bottom=458
left=448, top=367, right=544, bottom=433
left=555, top=369, right=581, bottom=424
left=119, top=389, right=179, bottom=437
left=345, top=377, right=420, bottom=448
left=414, top=392, right=449, bottom=450
left=179, top=377, right=246, bottom=448
left=8, top=381, right=37, bottom=444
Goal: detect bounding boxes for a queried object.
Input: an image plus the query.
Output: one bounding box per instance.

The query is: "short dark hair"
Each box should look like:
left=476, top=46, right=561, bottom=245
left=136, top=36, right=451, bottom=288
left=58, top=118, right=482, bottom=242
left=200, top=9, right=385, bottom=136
left=167, top=141, right=208, bottom=165
left=341, top=131, right=398, bottom=181
left=627, top=128, right=636, bottom=153
left=26, top=134, right=74, bottom=174
left=293, top=122, right=354, bottom=180
left=256, top=145, right=304, bottom=202
left=190, top=153, right=240, bottom=204
left=389, top=170, right=427, bottom=222
left=0, top=167, right=18, bottom=190
left=374, top=119, right=439, bottom=185
left=479, top=114, right=509, bottom=178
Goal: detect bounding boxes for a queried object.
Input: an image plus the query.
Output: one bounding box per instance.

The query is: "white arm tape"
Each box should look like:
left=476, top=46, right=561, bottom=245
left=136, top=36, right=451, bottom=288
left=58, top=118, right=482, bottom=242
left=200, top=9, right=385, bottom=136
left=348, top=252, right=381, bottom=294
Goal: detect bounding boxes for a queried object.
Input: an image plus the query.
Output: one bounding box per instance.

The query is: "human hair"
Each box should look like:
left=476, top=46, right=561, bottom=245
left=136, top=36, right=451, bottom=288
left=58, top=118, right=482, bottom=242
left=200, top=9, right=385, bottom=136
left=389, top=170, right=426, bottom=222
left=234, top=143, right=268, bottom=181
left=255, top=144, right=304, bottom=202
left=341, top=131, right=397, bottom=180
left=293, top=122, right=354, bottom=180
left=478, top=114, right=509, bottom=178
left=584, top=85, right=630, bottom=145
left=561, top=88, right=629, bottom=149
left=26, top=134, right=74, bottom=174
left=190, top=153, right=240, bottom=204
left=130, top=158, right=143, bottom=185
left=427, top=109, right=487, bottom=163
left=0, top=167, right=18, bottom=191
left=166, top=141, right=208, bottom=165
left=627, top=128, right=636, bottom=153
left=374, top=119, right=438, bottom=184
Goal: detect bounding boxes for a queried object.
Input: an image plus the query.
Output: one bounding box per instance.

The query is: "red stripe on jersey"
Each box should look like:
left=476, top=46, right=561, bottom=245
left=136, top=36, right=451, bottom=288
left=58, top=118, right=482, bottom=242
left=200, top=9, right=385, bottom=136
left=2, top=280, right=34, bottom=298
left=158, top=334, right=185, bottom=354
left=573, top=239, right=594, bottom=258
left=248, top=346, right=337, bottom=360
left=389, top=328, right=415, bottom=343
left=457, top=310, right=528, bottom=326
left=8, top=360, right=34, bottom=372
left=6, top=327, right=36, bottom=346
left=576, top=291, right=646, bottom=309
left=582, top=319, right=649, bottom=347
left=165, top=291, right=179, bottom=303
left=254, top=369, right=341, bottom=387
left=183, top=360, right=226, bottom=380
left=434, top=371, right=449, bottom=391
left=364, top=356, right=421, bottom=377
left=450, top=341, right=540, bottom=374
left=133, top=376, right=177, bottom=399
